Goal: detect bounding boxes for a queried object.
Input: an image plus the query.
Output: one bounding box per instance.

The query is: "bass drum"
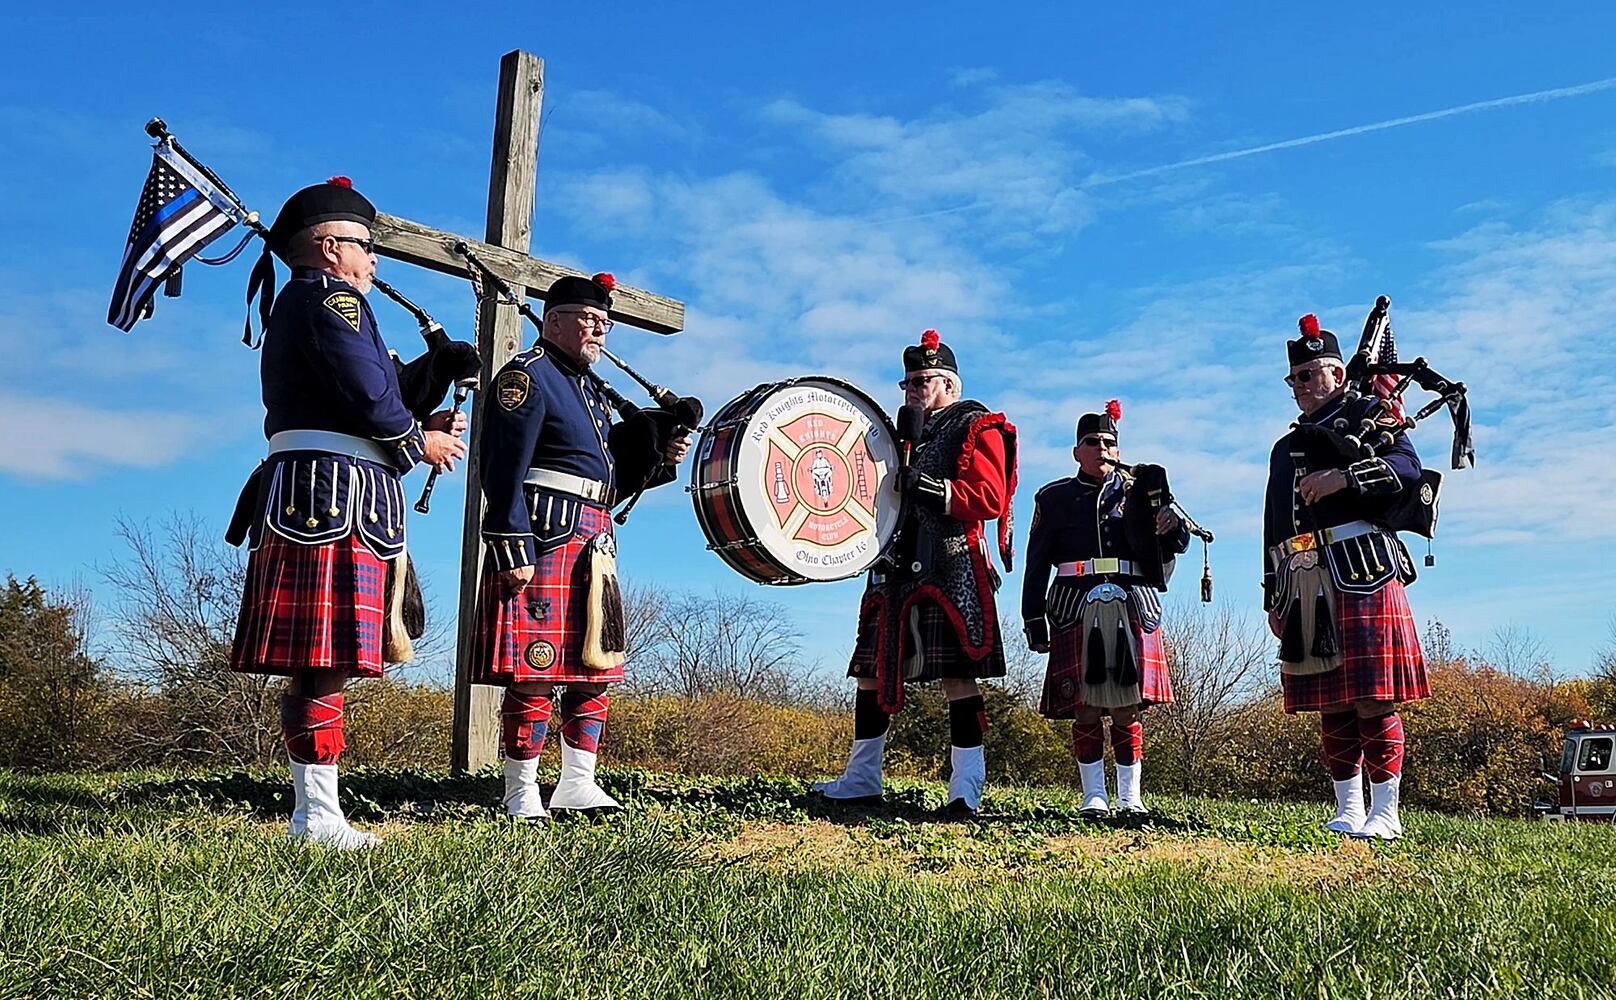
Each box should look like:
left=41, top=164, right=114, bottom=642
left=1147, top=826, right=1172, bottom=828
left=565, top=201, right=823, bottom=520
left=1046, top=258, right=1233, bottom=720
left=691, top=376, right=903, bottom=585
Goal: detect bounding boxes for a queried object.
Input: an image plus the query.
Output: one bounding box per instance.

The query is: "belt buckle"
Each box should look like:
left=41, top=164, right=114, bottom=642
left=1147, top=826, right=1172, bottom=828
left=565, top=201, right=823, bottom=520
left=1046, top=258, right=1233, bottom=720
left=1287, top=533, right=1317, bottom=554
left=1094, top=558, right=1120, bottom=575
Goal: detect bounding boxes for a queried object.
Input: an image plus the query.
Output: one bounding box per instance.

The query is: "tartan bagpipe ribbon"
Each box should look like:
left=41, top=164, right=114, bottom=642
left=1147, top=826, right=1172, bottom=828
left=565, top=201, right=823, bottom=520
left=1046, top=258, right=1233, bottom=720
left=107, top=141, right=244, bottom=331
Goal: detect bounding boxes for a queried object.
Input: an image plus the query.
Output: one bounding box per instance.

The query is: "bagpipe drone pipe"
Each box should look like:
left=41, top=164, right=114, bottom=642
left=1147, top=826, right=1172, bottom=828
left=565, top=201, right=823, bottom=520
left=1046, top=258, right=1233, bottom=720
left=1293, top=295, right=1475, bottom=545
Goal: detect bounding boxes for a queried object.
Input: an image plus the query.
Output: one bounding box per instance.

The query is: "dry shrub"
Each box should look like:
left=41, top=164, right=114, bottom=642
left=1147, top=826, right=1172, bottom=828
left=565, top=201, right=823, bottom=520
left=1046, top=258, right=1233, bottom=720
left=1401, top=659, right=1566, bottom=816
left=342, top=678, right=454, bottom=769
left=606, top=692, right=850, bottom=777
left=885, top=683, right=1071, bottom=785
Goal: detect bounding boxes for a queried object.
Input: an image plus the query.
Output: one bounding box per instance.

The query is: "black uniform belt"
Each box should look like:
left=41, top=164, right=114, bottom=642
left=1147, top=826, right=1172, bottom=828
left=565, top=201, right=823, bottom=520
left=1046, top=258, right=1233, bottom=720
left=524, top=468, right=611, bottom=504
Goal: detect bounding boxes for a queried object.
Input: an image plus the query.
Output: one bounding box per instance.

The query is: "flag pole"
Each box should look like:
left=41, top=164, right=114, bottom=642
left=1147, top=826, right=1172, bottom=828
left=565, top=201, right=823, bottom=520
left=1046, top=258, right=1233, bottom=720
left=143, top=117, right=265, bottom=236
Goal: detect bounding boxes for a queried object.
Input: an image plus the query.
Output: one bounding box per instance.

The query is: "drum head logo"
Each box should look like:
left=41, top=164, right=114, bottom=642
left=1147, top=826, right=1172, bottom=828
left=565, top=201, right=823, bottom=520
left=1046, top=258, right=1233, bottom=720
left=764, top=410, right=880, bottom=548
left=728, top=381, right=899, bottom=582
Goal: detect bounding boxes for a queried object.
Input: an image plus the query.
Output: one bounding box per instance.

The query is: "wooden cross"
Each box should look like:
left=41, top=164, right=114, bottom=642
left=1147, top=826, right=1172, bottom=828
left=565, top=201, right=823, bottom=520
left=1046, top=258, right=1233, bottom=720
left=369, top=50, right=685, bottom=772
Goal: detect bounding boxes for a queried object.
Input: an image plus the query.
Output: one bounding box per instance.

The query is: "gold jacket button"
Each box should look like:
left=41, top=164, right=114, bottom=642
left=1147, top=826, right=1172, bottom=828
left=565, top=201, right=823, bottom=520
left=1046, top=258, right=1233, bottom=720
left=284, top=505, right=297, bottom=516
left=327, top=507, right=340, bottom=518
left=305, top=517, right=320, bottom=529
left=367, top=512, right=379, bottom=523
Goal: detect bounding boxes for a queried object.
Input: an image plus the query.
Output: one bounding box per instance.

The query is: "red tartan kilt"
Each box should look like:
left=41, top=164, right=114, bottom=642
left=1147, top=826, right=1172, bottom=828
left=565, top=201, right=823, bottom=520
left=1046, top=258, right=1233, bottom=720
left=847, top=596, right=1007, bottom=681
left=1039, top=616, right=1172, bottom=718
left=230, top=532, right=387, bottom=678
left=470, top=504, right=625, bottom=685
left=1281, top=579, right=1428, bottom=713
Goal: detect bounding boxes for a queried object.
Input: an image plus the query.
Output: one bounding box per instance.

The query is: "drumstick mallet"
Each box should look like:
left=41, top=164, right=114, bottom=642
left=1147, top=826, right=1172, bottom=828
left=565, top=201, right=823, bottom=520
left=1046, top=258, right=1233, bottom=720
left=896, top=404, right=926, bottom=472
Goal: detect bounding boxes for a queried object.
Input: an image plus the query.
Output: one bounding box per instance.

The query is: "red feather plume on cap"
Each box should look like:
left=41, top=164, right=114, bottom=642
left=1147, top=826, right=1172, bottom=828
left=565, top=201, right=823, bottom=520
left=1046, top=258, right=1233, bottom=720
left=1298, top=313, right=1320, bottom=337
left=326, top=176, right=353, bottom=189
left=920, top=329, right=940, bottom=350
left=1105, top=399, right=1122, bottom=421
left=592, top=272, right=616, bottom=292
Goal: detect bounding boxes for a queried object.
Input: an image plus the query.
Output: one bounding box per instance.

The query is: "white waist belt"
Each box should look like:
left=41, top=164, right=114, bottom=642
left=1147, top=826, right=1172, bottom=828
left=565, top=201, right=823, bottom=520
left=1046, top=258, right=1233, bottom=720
left=524, top=468, right=610, bottom=504
left=1056, top=558, right=1139, bottom=578
left=268, top=430, right=395, bottom=468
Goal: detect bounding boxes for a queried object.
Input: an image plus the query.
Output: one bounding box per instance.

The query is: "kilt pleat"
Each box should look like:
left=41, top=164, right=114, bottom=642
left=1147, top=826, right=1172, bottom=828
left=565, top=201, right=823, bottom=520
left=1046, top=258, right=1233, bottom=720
left=1281, top=579, right=1428, bottom=713
left=471, top=504, right=625, bottom=685
left=1039, top=615, right=1172, bottom=718
left=230, top=532, right=387, bottom=678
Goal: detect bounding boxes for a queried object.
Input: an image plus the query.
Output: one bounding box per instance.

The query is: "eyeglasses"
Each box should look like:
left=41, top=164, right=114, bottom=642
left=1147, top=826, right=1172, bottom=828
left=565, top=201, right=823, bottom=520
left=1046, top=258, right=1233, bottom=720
left=553, top=309, right=614, bottom=333
left=1284, top=367, right=1335, bottom=386
left=898, top=374, right=942, bottom=390
left=1079, top=436, right=1117, bottom=448
left=328, top=235, right=375, bottom=254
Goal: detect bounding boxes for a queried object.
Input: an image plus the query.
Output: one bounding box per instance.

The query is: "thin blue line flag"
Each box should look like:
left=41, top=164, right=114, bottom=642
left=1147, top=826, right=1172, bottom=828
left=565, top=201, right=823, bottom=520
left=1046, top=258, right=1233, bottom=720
left=107, top=142, right=241, bottom=331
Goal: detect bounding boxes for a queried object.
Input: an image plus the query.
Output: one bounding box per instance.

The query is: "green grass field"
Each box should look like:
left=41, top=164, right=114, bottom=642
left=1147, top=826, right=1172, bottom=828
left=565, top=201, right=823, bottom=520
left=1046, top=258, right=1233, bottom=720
left=2, top=767, right=1613, bottom=999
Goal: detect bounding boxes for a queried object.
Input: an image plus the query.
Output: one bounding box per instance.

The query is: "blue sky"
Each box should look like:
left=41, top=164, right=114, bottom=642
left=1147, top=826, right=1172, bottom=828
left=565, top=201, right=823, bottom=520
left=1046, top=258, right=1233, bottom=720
left=3, top=3, right=1615, bottom=683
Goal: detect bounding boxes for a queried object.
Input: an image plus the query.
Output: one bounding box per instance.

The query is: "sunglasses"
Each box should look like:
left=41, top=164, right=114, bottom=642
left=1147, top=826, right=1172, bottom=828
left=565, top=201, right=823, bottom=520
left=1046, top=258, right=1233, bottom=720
left=1284, top=366, right=1336, bottom=386
left=1080, top=436, right=1117, bottom=448
left=898, top=374, right=942, bottom=390
left=329, top=235, right=376, bottom=254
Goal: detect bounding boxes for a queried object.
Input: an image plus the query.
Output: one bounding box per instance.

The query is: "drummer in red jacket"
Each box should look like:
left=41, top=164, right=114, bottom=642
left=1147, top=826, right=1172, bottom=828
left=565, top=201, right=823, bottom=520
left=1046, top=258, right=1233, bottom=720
left=813, top=329, right=1017, bottom=816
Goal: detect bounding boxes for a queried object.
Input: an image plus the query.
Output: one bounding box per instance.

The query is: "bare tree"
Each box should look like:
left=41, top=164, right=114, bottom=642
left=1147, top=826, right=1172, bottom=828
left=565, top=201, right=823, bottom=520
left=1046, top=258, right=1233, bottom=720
left=619, top=579, right=670, bottom=667
left=998, top=611, right=1046, bottom=706
left=99, top=513, right=281, bottom=765
left=632, top=589, right=806, bottom=702
left=1153, top=599, right=1273, bottom=792
left=1483, top=623, right=1557, bottom=684
left=1597, top=616, right=1616, bottom=685
left=1423, top=618, right=1461, bottom=666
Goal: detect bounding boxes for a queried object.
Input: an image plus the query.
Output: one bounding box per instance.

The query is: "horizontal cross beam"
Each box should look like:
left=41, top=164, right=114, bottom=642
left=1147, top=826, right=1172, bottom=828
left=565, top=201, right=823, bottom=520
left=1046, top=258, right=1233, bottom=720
left=373, top=212, right=684, bottom=335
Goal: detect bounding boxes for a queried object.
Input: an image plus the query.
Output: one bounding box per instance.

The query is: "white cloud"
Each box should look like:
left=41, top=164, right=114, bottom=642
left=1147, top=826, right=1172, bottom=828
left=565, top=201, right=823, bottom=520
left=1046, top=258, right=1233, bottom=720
left=759, top=81, right=1189, bottom=238
left=0, top=391, right=214, bottom=479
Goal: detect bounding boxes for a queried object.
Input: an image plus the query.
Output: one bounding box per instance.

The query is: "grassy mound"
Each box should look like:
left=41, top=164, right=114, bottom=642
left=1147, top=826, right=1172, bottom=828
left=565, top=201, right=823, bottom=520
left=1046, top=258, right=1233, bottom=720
left=1, top=768, right=1611, bottom=998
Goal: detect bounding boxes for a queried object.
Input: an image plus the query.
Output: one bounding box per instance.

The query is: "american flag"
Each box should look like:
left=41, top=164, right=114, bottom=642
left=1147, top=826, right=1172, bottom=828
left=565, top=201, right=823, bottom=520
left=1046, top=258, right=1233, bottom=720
left=107, top=143, right=240, bottom=331
left=1370, top=322, right=1407, bottom=423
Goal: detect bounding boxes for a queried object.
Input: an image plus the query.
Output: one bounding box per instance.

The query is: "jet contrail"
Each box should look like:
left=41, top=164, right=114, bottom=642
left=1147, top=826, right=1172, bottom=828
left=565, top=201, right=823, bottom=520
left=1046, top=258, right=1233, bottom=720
left=857, top=75, right=1616, bottom=227
left=1084, top=76, right=1616, bottom=187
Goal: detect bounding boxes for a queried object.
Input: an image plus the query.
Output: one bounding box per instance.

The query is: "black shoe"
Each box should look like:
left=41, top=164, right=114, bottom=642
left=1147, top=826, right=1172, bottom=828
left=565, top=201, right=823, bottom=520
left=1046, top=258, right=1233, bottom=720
left=938, top=797, right=978, bottom=819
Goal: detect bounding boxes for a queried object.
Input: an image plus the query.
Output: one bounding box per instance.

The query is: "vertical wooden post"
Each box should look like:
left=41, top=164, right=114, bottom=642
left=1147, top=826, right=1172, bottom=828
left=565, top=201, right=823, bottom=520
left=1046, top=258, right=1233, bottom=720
left=452, top=50, right=545, bottom=773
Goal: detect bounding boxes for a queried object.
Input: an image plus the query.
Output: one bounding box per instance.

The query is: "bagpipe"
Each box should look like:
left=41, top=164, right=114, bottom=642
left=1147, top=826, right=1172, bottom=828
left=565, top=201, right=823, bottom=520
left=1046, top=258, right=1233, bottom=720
left=1295, top=295, right=1475, bottom=546
left=1114, top=461, right=1216, bottom=602
left=450, top=241, right=704, bottom=524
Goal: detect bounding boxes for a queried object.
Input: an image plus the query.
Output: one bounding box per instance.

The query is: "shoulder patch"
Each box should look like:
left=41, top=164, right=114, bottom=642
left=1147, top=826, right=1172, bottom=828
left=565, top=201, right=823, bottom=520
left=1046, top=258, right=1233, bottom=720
left=323, top=292, right=362, bottom=332
left=496, top=369, right=531, bottom=411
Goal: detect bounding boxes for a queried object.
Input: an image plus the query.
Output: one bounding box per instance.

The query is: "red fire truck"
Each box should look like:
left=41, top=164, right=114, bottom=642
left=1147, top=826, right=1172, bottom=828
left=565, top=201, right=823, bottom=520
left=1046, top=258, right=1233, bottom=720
left=1536, top=720, right=1616, bottom=822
